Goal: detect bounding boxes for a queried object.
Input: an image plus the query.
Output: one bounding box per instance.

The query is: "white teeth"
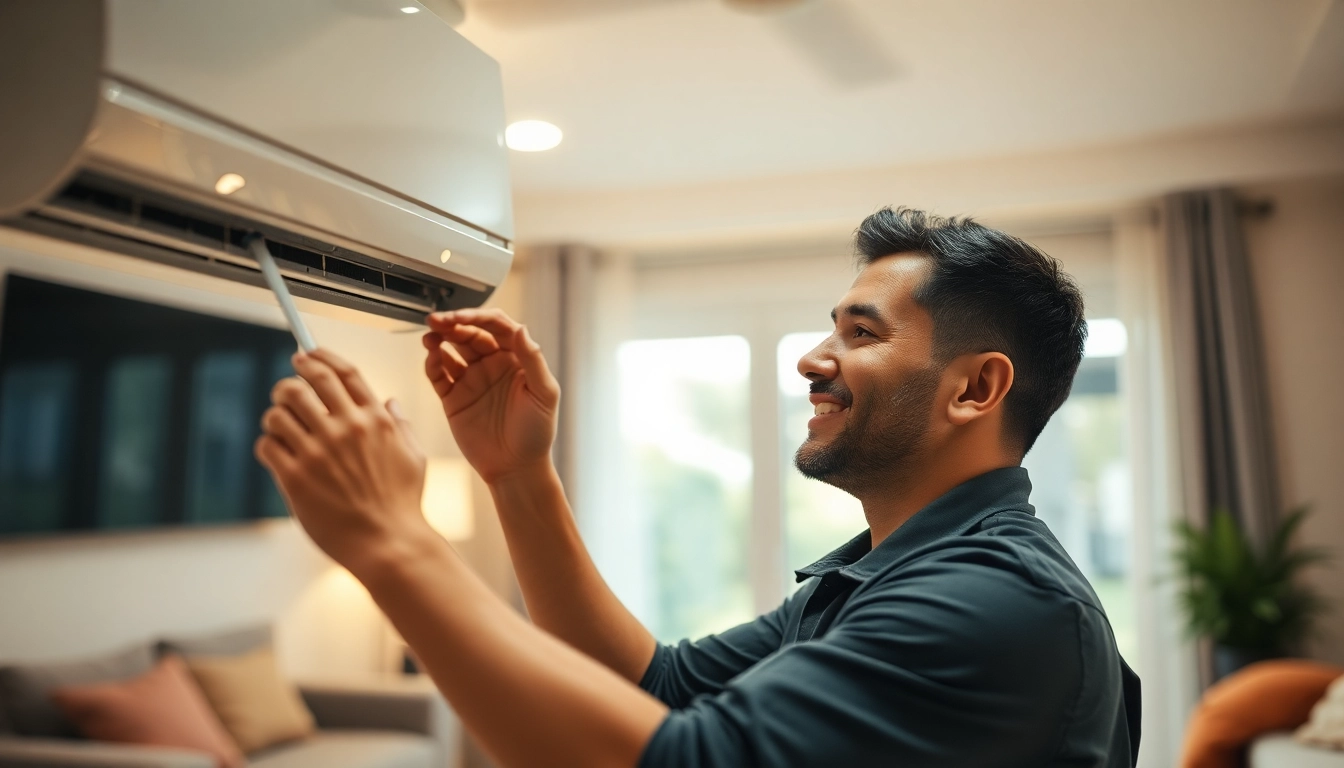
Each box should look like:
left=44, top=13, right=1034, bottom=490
left=814, top=402, right=848, bottom=416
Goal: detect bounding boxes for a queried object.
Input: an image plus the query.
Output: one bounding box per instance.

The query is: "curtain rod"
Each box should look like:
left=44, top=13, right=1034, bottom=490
left=1237, top=198, right=1274, bottom=218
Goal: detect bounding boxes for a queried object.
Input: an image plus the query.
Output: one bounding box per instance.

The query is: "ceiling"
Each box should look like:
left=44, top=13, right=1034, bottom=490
left=456, top=0, right=1344, bottom=194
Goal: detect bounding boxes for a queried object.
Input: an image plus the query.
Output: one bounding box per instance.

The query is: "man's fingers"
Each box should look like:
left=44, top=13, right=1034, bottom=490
left=436, top=324, right=499, bottom=362
left=421, top=332, right=469, bottom=374
left=262, top=404, right=313, bottom=455
left=428, top=309, right=522, bottom=352
left=254, top=434, right=297, bottom=478
left=305, top=348, right=377, bottom=407
left=272, top=377, right=333, bottom=434
left=423, top=352, right=451, bottom=400
left=422, top=334, right=468, bottom=399
left=437, top=341, right=468, bottom=380
left=514, top=325, right=560, bottom=406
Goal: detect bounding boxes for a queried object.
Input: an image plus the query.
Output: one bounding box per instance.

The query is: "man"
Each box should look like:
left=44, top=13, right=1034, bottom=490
left=256, top=207, right=1140, bottom=767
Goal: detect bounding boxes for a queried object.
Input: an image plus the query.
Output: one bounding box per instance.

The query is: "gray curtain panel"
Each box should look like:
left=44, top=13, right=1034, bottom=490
left=1163, top=188, right=1279, bottom=550
left=519, top=243, right=599, bottom=503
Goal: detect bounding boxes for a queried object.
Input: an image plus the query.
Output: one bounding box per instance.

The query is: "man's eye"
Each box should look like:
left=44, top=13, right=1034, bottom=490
left=853, top=326, right=872, bottom=338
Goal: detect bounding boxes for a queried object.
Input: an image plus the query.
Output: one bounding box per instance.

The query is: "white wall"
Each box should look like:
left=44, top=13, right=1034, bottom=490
left=0, top=226, right=459, bottom=680
left=1241, top=174, right=1344, bottom=666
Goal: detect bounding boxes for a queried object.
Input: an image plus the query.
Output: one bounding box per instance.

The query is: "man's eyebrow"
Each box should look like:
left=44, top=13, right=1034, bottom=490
left=830, top=302, right=889, bottom=326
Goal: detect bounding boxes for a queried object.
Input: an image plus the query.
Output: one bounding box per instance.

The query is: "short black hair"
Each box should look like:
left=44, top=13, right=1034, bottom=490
left=854, top=207, right=1086, bottom=454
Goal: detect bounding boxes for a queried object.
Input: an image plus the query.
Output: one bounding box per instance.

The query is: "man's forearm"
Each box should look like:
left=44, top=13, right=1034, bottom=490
left=488, top=462, right=659, bottom=684
left=354, top=527, right=667, bottom=768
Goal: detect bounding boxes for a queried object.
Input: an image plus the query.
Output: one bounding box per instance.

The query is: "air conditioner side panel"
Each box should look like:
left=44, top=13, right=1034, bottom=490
left=0, top=1, right=103, bottom=217
left=104, top=0, right=514, bottom=242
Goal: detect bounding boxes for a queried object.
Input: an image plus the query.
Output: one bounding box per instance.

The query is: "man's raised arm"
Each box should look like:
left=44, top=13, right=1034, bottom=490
left=421, top=308, right=658, bottom=684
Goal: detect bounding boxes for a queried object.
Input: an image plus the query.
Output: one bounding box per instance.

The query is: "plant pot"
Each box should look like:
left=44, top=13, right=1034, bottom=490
left=1213, top=645, right=1276, bottom=681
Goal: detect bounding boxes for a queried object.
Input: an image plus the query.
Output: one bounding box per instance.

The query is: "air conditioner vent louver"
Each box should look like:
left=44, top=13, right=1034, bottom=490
left=7, top=173, right=490, bottom=324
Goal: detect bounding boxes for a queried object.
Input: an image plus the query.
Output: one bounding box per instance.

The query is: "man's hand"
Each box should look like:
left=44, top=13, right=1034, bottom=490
left=422, top=309, right=560, bottom=484
left=425, top=311, right=659, bottom=687
left=254, top=348, right=433, bottom=576
left=254, top=347, right=666, bottom=768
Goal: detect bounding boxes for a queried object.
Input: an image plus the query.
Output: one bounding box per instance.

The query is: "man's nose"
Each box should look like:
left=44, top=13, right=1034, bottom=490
left=798, top=339, right=838, bottom=383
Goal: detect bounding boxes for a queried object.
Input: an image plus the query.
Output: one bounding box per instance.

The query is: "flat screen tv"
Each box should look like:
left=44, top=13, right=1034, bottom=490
left=0, top=275, right=296, bottom=537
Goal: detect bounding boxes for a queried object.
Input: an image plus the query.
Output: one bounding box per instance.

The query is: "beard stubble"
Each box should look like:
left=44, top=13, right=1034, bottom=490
left=793, top=367, right=942, bottom=494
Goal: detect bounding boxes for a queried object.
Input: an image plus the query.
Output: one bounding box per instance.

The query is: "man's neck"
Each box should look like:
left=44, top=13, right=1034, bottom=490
left=858, top=448, right=1017, bottom=547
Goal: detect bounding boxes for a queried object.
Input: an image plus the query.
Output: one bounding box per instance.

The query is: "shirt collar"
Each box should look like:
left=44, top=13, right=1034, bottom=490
left=794, top=466, right=1034, bottom=584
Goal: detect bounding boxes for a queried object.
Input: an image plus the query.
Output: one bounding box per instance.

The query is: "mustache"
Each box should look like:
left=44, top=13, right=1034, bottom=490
left=808, top=379, right=853, bottom=407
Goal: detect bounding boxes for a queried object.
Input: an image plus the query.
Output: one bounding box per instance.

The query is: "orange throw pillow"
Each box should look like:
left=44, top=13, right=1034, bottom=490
left=50, top=655, right=244, bottom=768
left=1180, top=658, right=1344, bottom=768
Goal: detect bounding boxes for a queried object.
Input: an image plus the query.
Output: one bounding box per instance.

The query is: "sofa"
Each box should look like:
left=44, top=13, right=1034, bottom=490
left=0, top=627, right=460, bottom=768
left=1251, top=732, right=1344, bottom=767
left=1179, top=659, right=1344, bottom=768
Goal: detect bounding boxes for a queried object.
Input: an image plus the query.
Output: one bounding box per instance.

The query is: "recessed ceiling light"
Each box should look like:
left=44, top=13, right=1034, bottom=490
left=505, top=120, right=563, bottom=152
left=400, top=6, right=421, bottom=13
left=214, top=173, right=246, bottom=195
left=440, top=249, right=452, bottom=263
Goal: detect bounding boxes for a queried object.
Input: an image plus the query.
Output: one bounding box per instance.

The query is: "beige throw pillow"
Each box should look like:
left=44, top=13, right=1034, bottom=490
left=185, top=646, right=315, bottom=754
left=1298, top=673, right=1344, bottom=750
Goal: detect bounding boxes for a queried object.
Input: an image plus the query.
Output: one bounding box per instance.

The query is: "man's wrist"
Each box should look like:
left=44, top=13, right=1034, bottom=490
left=485, top=459, right=561, bottom=495
left=343, top=518, right=446, bottom=588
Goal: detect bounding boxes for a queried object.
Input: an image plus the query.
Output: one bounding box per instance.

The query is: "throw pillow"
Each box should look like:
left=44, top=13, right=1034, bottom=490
left=50, top=654, right=244, bottom=768
left=0, top=642, right=155, bottom=738
left=1298, top=673, right=1344, bottom=749
left=1180, top=658, right=1344, bottom=768
left=185, top=646, right=316, bottom=754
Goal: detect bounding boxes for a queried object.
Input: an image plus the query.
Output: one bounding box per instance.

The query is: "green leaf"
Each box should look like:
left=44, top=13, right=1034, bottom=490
left=1170, top=504, right=1328, bottom=649
left=1251, top=597, right=1281, bottom=623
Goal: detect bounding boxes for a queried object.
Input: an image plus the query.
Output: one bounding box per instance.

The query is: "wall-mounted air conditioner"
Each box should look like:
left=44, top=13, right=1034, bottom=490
left=0, top=0, right=514, bottom=324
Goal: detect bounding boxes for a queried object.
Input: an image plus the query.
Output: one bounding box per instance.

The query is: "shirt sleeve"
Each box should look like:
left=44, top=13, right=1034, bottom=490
left=637, top=543, right=1123, bottom=768
left=638, top=588, right=807, bottom=709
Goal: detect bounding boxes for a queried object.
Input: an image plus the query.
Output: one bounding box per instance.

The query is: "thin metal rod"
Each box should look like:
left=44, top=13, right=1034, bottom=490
left=247, top=235, right=318, bottom=352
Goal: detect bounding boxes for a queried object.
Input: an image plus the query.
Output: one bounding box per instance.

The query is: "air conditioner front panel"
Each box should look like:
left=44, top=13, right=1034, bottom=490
left=84, top=82, right=507, bottom=291
left=105, top=0, right=513, bottom=243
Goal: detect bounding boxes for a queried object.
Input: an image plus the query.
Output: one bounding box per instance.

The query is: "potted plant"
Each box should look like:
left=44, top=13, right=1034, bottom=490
left=1173, top=506, right=1329, bottom=680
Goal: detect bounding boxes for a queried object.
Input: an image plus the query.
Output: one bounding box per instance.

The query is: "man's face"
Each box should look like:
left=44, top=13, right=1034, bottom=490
left=794, top=254, right=942, bottom=492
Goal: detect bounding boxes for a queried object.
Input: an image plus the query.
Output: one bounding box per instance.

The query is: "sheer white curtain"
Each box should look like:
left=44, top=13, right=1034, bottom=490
left=1114, top=208, right=1198, bottom=768
left=519, top=244, right=648, bottom=618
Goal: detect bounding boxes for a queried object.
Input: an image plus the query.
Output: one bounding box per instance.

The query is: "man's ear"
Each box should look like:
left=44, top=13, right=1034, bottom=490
left=945, top=352, right=1014, bottom=427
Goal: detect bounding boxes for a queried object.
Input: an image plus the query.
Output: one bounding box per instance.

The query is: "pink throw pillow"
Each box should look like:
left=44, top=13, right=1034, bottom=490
left=50, top=654, right=244, bottom=768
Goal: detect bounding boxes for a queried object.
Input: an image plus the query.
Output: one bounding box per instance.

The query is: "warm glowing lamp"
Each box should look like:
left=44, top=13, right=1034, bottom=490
left=421, top=457, right=474, bottom=541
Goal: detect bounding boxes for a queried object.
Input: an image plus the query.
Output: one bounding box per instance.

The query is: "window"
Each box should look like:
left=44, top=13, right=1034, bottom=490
left=1022, top=320, right=1135, bottom=660
left=185, top=352, right=256, bottom=523
left=98, top=356, right=172, bottom=527
left=0, top=361, right=77, bottom=533
left=778, top=332, right=863, bottom=578
left=617, top=336, right=754, bottom=641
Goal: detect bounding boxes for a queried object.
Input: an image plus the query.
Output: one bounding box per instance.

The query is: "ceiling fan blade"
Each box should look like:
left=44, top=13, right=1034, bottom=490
left=464, top=0, right=688, bottom=28
left=768, top=0, right=899, bottom=86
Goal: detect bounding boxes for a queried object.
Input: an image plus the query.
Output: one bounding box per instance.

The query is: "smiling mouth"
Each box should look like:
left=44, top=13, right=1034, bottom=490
left=813, top=402, right=849, bottom=416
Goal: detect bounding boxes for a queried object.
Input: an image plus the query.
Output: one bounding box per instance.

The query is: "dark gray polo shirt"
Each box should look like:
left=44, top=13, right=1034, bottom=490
left=637, top=467, right=1140, bottom=767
